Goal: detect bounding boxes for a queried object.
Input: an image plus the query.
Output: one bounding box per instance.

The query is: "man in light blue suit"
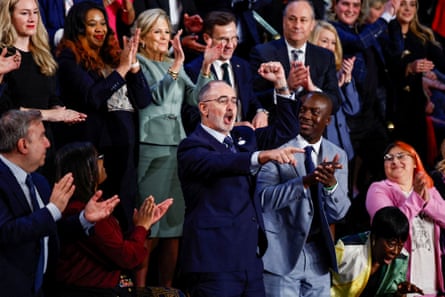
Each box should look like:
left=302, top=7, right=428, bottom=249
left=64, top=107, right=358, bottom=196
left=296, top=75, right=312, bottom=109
left=256, top=92, right=351, bottom=297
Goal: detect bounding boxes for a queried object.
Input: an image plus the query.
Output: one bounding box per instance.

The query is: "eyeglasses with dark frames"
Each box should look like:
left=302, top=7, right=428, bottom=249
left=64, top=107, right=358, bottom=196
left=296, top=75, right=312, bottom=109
left=383, top=152, right=413, bottom=162
left=201, top=96, right=238, bottom=105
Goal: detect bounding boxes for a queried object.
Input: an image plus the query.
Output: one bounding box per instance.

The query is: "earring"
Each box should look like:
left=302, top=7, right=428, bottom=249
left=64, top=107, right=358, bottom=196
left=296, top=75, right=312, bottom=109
left=140, top=42, right=146, bottom=49
left=372, top=240, right=375, bottom=247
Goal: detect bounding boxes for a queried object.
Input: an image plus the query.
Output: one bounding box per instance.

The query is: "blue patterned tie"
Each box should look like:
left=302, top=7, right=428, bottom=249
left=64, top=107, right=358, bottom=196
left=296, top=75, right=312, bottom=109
left=223, top=136, right=237, bottom=153
left=26, top=174, right=44, bottom=293
left=304, top=146, right=315, bottom=174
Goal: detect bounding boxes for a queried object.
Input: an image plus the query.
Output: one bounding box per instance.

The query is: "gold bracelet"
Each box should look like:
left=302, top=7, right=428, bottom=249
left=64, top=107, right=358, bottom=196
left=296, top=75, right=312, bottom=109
left=201, top=71, right=211, bottom=78
left=168, top=68, right=179, bottom=80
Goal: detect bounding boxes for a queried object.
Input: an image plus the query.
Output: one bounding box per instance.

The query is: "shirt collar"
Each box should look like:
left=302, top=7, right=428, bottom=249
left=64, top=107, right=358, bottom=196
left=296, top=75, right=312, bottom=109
left=296, top=134, right=322, bottom=155
left=0, top=154, right=28, bottom=187
left=285, top=40, right=307, bottom=59
left=201, top=123, right=229, bottom=144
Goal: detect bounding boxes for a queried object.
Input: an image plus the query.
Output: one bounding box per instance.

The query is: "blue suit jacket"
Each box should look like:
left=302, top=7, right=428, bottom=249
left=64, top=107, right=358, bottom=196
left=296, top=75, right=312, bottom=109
left=177, top=95, right=299, bottom=273
left=250, top=39, right=340, bottom=115
left=184, top=55, right=263, bottom=129
left=0, top=159, right=88, bottom=296
left=255, top=137, right=351, bottom=275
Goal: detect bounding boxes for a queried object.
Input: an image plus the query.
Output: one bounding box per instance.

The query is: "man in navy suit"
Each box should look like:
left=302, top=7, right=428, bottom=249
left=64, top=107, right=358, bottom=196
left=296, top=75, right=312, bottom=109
left=250, top=0, right=340, bottom=121
left=0, top=110, right=119, bottom=297
left=184, top=10, right=268, bottom=134
left=256, top=92, right=351, bottom=297
left=177, top=61, right=303, bottom=297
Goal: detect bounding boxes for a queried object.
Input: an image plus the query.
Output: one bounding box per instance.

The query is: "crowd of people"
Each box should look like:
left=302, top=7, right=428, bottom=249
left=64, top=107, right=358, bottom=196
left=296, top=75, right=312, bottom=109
left=2, top=0, right=445, bottom=296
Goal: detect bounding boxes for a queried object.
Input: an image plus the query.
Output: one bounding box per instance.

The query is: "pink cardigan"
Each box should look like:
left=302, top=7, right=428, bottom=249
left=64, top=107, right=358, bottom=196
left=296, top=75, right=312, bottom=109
left=366, top=179, right=445, bottom=292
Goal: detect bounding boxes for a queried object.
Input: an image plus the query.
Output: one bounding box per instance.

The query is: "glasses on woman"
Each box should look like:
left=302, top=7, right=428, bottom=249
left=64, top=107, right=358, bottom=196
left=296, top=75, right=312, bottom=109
left=383, top=152, right=412, bottom=162
left=384, top=238, right=405, bottom=252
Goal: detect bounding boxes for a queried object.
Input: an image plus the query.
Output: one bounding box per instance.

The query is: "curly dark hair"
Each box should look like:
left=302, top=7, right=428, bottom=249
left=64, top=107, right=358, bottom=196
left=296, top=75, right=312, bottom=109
left=56, top=1, right=121, bottom=75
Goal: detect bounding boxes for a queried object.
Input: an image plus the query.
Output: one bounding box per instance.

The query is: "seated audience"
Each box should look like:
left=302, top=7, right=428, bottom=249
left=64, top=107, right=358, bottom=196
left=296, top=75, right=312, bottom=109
left=332, top=206, right=423, bottom=296
left=53, top=141, right=173, bottom=297
left=366, top=140, right=445, bottom=295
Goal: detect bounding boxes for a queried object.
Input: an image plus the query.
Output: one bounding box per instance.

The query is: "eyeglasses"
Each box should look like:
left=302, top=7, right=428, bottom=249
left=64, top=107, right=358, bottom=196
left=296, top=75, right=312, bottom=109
left=213, top=36, right=239, bottom=44
left=384, top=239, right=405, bottom=251
left=202, top=96, right=238, bottom=105
left=383, top=152, right=412, bottom=162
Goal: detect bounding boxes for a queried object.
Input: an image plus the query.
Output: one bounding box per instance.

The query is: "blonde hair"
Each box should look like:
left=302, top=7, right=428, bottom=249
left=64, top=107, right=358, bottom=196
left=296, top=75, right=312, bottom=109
left=401, top=0, right=440, bottom=47
left=134, top=8, right=172, bottom=61
left=360, top=0, right=387, bottom=24
left=310, top=20, right=343, bottom=71
left=0, top=0, right=57, bottom=76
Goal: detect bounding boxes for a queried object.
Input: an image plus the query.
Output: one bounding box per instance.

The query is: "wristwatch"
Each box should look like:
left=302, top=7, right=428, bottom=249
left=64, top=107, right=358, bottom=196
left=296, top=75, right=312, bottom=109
left=257, top=108, right=269, bottom=116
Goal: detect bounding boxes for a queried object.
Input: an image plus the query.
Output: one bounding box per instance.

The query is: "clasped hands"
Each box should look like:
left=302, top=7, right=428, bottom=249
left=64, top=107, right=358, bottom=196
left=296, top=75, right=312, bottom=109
left=303, top=154, right=342, bottom=189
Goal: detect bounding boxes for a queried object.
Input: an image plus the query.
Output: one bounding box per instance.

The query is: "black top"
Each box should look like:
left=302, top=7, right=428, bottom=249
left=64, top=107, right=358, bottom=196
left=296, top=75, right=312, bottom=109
left=0, top=49, right=61, bottom=114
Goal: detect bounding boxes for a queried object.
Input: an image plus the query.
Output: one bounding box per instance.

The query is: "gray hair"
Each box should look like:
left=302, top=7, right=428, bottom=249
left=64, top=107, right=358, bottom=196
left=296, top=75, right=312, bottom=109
left=0, top=109, right=42, bottom=153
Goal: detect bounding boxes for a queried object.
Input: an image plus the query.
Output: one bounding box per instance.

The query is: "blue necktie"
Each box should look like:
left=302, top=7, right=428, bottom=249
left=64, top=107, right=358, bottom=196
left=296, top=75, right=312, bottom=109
left=25, top=174, right=44, bottom=293
left=221, top=63, right=232, bottom=87
left=304, top=146, right=315, bottom=174
left=223, top=136, right=237, bottom=153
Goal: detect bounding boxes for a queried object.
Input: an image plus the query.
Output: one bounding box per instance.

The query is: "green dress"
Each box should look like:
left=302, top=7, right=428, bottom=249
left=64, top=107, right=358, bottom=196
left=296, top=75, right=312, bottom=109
left=137, top=54, right=212, bottom=237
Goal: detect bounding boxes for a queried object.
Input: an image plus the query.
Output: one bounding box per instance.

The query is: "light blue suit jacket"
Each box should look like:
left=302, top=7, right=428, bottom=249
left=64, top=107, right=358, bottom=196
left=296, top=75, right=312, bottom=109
left=256, top=137, right=351, bottom=275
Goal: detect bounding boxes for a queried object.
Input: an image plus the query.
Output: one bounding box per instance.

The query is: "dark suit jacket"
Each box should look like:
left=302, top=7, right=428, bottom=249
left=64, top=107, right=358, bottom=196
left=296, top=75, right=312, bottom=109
left=56, top=48, right=151, bottom=149
left=250, top=39, right=340, bottom=115
left=0, top=159, right=85, bottom=297
left=177, top=95, right=299, bottom=273
left=183, top=55, right=263, bottom=133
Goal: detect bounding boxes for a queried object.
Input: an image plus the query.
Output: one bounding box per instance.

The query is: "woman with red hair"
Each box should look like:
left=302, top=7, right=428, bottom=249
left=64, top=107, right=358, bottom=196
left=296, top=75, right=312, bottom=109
left=366, top=140, right=445, bottom=296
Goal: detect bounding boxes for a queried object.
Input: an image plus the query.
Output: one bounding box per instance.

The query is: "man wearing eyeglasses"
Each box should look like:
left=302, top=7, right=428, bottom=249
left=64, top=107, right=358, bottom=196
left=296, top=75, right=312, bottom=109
left=183, top=10, right=268, bottom=135
left=177, top=62, right=303, bottom=297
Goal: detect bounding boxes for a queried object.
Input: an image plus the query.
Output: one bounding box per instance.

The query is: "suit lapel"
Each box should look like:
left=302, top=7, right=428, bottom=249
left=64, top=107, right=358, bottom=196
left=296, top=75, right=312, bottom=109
left=0, top=160, right=32, bottom=213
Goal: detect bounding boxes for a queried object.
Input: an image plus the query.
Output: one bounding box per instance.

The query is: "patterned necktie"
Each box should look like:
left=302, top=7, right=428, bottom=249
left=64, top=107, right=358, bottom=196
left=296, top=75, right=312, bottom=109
left=26, top=174, right=44, bottom=293
left=304, top=146, right=315, bottom=174
left=223, top=136, right=237, bottom=153
left=292, top=49, right=304, bottom=62
left=221, top=63, right=232, bottom=87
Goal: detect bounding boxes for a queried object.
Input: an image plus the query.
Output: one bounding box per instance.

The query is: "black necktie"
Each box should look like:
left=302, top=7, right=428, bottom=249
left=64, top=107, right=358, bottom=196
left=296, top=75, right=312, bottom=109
left=304, top=146, right=315, bottom=174
left=25, top=174, right=44, bottom=293
left=221, top=63, right=231, bottom=87
left=223, top=136, right=237, bottom=153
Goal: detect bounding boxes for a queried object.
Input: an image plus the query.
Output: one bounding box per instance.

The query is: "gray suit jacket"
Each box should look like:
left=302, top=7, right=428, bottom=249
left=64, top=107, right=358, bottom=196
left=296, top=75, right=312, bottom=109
left=255, top=137, right=351, bottom=275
